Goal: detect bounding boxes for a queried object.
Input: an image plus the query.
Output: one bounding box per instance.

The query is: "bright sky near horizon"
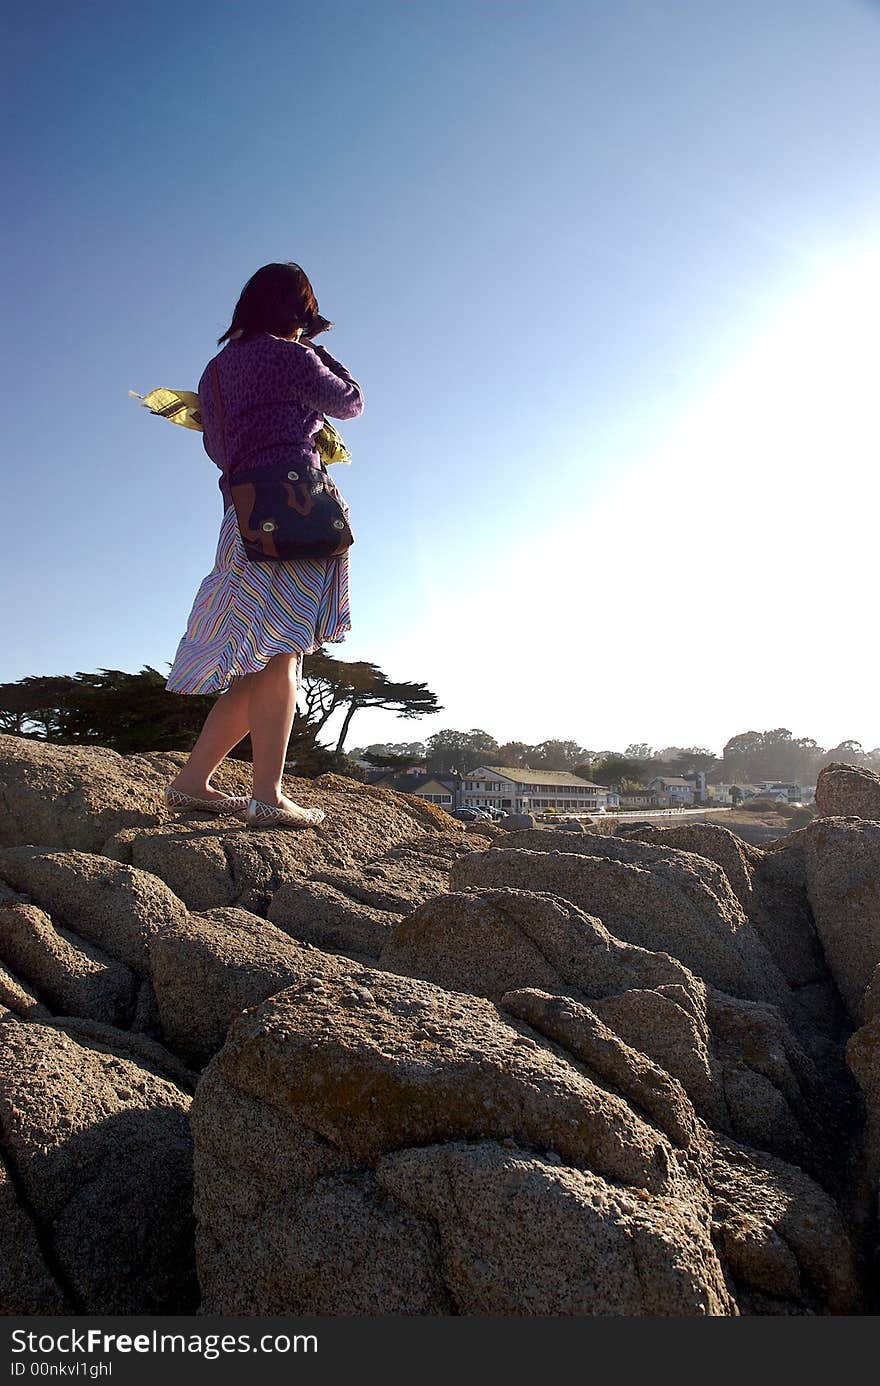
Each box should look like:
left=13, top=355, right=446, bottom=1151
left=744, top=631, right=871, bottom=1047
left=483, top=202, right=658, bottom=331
left=5, top=0, right=880, bottom=757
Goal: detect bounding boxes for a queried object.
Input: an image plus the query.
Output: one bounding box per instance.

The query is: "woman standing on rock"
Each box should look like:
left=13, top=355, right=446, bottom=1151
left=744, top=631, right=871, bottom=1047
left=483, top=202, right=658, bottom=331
left=163, top=262, right=364, bottom=829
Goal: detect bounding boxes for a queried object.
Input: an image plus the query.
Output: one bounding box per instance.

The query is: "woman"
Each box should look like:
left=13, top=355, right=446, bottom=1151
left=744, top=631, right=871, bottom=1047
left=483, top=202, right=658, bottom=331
left=163, top=262, right=364, bottom=829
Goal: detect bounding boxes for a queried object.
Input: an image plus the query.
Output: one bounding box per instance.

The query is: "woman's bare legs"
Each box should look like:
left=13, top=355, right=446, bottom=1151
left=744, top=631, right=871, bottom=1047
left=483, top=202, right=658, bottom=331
left=168, top=652, right=305, bottom=806
left=167, top=673, right=255, bottom=800
left=248, top=652, right=303, bottom=806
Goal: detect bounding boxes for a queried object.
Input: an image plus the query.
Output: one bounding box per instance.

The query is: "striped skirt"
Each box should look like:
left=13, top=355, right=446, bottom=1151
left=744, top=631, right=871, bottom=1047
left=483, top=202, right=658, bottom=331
left=166, top=504, right=351, bottom=695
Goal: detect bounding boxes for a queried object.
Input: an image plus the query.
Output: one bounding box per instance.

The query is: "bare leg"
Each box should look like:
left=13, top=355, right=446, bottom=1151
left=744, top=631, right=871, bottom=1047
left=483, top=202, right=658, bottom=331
left=249, top=652, right=304, bottom=806
left=168, top=673, right=254, bottom=799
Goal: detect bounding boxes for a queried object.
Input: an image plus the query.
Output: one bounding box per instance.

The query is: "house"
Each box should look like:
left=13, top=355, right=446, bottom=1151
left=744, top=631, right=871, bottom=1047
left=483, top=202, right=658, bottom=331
left=645, top=776, right=695, bottom=807
left=617, top=790, right=654, bottom=809
left=461, top=767, right=607, bottom=815
left=369, top=771, right=457, bottom=810
left=756, top=782, right=808, bottom=803
left=708, top=783, right=761, bottom=804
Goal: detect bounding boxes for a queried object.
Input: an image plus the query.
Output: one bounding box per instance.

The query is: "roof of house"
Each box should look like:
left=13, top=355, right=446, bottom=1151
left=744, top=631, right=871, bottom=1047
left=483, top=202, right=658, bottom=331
left=371, top=773, right=455, bottom=793
left=649, top=776, right=693, bottom=787
left=473, top=766, right=602, bottom=788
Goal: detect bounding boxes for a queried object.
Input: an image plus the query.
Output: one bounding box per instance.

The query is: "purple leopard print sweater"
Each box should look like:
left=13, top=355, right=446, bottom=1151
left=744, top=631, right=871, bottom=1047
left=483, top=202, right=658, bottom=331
left=197, top=332, right=364, bottom=509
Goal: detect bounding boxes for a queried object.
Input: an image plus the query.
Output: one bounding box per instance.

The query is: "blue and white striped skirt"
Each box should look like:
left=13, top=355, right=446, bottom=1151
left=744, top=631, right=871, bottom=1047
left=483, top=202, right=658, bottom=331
left=166, top=504, right=351, bottom=695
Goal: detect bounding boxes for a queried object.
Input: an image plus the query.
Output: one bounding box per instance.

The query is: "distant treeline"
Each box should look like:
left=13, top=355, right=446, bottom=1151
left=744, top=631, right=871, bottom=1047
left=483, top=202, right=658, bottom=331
left=354, top=728, right=880, bottom=787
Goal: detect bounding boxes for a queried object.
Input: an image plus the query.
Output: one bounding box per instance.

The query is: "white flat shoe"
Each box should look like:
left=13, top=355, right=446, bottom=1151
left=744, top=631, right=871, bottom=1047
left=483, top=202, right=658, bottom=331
left=246, top=797, right=326, bottom=830
left=164, top=787, right=250, bottom=816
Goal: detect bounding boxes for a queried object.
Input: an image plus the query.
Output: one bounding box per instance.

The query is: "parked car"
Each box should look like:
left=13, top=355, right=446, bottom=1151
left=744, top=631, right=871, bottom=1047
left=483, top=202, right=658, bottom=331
left=452, top=807, right=482, bottom=822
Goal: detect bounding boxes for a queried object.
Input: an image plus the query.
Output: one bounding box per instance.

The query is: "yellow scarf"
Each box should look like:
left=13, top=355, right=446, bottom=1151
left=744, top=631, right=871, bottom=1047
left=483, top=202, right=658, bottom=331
left=129, top=387, right=351, bottom=465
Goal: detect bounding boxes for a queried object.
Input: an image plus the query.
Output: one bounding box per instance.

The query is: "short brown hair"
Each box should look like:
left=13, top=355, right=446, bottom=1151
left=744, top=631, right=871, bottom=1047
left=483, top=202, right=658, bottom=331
left=217, top=262, right=333, bottom=345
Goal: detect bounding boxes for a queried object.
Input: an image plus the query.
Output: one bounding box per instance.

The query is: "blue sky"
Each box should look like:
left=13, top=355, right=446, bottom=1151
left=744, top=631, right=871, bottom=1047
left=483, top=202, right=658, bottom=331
left=5, top=0, right=880, bottom=755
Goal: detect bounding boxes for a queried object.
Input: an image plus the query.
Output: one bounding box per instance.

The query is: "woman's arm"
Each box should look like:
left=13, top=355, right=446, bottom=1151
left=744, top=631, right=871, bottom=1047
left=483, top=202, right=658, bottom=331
left=294, top=340, right=364, bottom=419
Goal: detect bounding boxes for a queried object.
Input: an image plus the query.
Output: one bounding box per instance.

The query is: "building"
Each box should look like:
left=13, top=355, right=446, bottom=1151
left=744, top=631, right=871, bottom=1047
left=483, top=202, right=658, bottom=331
left=645, top=776, right=695, bottom=807
left=755, top=782, right=809, bottom=803
left=708, top=783, right=761, bottom=804
left=369, top=770, right=457, bottom=810
left=617, top=790, right=654, bottom=809
left=461, top=767, right=607, bottom=814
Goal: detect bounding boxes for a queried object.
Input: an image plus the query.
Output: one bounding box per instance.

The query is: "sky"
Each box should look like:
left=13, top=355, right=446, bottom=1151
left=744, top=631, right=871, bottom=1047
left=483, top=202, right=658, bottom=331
left=4, top=0, right=880, bottom=758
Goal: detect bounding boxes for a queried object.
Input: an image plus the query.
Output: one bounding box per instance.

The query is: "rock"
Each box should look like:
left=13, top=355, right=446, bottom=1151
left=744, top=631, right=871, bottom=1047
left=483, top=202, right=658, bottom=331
left=804, top=817, right=880, bottom=1021
left=210, top=972, right=678, bottom=1193
left=150, top=906, right=359, bottom=1066
left=377, top=1141, right=735, bottom=1316
left=268, top=879, right=401, bottom=960
left=816, top=762, right=880, bottom=821
left=49, top=1017, right=198, bottom=1093
left=0, top=848, right=188, bottom=975
left=845, top=1012, right=880, bottom=1199
left=198, top=1169, right=452, bottom=1315
left=0, top=1154, right=71, bottom=1314
left=709, top=1137, right=862, bottom=1314
left=706, top=992, right=829, bottom=1170
left=314, top=833, right=489, bottom=912
left=0, top=1020, right=195, bottom=1313
left=561, top=820, right=587, bottom=833
left=268, top=833, right=487, bottom=960
left=103, top=794, right=477, bottom=916
left=0, top=902, right=136, bottom=1024
left=191, top=972, right=697, bottom=1315
left=191, top=1074, right=451, bottom=1315
left=590, top=987, right=724, bottom=1128
left=379, top=887, right=703, bottom=1012
left=630, top=822, right=825, bottom=991
left=451, top=842, right=794, bottom=1015
left=0, top=963, right=51, bottom=1021
left=500, top=988, right=697, bottom=1148
left=0, top=736, right=199, bottom=851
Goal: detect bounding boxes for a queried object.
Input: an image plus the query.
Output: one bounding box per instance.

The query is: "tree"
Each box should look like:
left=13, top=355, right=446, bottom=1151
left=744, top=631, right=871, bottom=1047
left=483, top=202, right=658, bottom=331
left=496, top=741, right=534, bottom=768
left=591, top=754, right=643, bottom=787
left=529, top=740, right=592, bottom=770
left=425, top=730, right=499, bottom=776
left=0, top=652, right=442, bottom=766
left=0, top=669, right=215, bottom=752
left=296, top=648, right=441, bottom=757
left=625, top=743, right=654, bottom=761
left=672, top=749, right=722, bottom=778
left=359, top=750, right=426, bottom=771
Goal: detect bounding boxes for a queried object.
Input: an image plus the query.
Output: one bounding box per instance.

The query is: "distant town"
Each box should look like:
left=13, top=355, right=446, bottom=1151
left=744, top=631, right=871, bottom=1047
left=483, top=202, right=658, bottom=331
left=351, top=760, right=814, bottom=819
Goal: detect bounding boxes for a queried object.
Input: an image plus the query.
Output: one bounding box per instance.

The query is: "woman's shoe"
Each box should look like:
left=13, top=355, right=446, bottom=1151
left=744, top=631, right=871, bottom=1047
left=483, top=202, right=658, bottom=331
left=246, top=797, right=326, bottom=830
left=164, top=787, right=250, bottom=815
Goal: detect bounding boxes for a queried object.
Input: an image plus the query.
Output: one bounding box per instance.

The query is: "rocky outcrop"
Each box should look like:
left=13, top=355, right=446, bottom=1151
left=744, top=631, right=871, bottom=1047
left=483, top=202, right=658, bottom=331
left=192, top=975, right=733, bottom=1315
left=150, top=907, right=358, bottom=1066
left=379, top=886, right=703, bottom=1006
left=0, top=735, right=875, bottom=1316
left=0, top=1018, right=195, bottom=1313
left=0, top=902, right=135, bottom=1024
left=0, top=1154, right=71, bottom=1314
left=268, top=833, right=489, bottom=959
left=191, top=966, right=861, bottom=1316
left=628, top=822, right=826, bottom=994
left=0, top=735, right=465, bottom=856
left=377, top=1141, right=734, bottom=1316
left=816, top=762, right=880, bottom=821
left=0, top=848, right=187, bottom=974
left=803, top=817, right=880, bottom=1022
left=450, top=840, right=796, bottom=1017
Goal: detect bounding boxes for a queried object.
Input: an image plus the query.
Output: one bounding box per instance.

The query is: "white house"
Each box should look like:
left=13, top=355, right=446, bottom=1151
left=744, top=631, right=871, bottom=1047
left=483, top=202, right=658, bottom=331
left=645, top=776, right=695, bottom=807
left=461, top=767, right=607, bottom=814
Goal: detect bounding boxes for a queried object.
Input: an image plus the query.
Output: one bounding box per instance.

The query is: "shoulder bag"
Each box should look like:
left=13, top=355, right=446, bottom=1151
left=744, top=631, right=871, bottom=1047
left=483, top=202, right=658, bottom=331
left=212, top=359, right=354, bottom=563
